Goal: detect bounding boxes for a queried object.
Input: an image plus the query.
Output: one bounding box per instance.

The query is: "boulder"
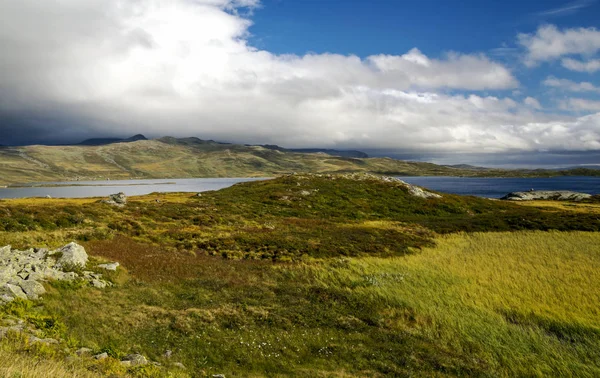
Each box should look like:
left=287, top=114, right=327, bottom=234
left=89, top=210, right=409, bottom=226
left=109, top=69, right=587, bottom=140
left=121, top=353, right=148, bottom=366
left=0, top=245, right=11, bottom=255
left=29, top=336, right=59, bottom=344
left=109, top=192, right=127, bottom=205
left=3, top=283, right=27, bottom=300
left=97, top=262, right=120, bottom=271
left=75, top=347, right=93, bottom=356
left=501, top=190, right=592, bottom=201
left=19, top=280, right=46, bottom=299
left=55, top=242, right=88, bottom=268
left=100, top=192, right=127, bottom=207
left=91, top=279, right=108, bottom=289
left=93, top=352, right=108, bottom=360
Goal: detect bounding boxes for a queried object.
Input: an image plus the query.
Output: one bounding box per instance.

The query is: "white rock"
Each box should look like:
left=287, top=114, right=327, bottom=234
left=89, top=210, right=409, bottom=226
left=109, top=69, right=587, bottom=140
left=3, top=284, right=27, bottom=300
left=91, top=280, right=107, bottom=289
left=56, top=242, right=88, bottom=268
left=19, top=280, right=46, bottom=299
left=122, top=353, right=148, bottom=366
left=75, top=347, right=93, bottom=356
left=97, top=262, right=120, bottom=271
left=93, top=352, right=108, bottom=360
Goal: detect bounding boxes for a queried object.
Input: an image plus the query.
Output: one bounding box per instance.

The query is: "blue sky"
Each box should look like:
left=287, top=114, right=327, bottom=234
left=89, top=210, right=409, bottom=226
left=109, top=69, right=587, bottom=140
left=249, top=0, right=600, bottom=113
left=0, top=0, right=600, bottom=167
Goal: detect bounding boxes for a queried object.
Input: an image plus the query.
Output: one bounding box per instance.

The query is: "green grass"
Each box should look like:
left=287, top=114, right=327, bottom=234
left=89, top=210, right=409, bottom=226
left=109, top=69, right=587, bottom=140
left=0, top=175, right=598, bottom=376
left=12, top=231, right=598, bottom=377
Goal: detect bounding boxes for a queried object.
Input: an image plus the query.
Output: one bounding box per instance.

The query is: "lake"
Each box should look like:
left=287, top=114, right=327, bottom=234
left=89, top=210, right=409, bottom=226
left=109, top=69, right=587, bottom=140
left=397, top=176, right=600, bottom=198
left=0, top=176, right=599, bottom=199
left=0, top=178, right=268, bottom=199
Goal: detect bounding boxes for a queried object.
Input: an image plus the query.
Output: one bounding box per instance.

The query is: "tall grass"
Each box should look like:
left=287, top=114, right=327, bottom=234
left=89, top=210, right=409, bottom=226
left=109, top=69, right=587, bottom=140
left=13, top=231, right=594, bottom=377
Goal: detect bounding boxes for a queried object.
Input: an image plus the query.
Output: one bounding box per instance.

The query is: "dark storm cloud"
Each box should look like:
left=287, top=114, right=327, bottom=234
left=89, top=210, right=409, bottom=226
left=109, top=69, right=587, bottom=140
left=0, top=0, right=599, bottom=168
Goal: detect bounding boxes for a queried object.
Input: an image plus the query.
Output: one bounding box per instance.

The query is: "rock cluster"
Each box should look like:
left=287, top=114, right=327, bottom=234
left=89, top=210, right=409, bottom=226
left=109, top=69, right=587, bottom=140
left=501, top=190, right=592, bottom=201
left=291, top=173, right=442, bottom=199
left=0, top=242, right=113, bottom=302
left=101, top=192, right=127, bottom=207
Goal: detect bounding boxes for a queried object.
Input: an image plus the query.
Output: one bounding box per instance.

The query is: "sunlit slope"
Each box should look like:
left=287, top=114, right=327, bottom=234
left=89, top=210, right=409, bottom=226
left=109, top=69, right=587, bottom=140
left=0, top=139, right=465, bottom=185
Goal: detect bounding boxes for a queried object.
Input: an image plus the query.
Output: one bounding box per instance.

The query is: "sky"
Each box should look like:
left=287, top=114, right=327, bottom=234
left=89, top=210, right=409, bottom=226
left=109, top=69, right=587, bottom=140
left=0, top=0, right=599, bottom=167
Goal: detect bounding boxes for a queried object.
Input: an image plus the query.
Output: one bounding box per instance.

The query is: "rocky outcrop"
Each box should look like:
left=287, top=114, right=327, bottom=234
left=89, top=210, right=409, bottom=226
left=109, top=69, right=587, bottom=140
left=501, top=190, right=592, bottom=201
left=101, top=192, right=127, bottom=207
left=291, top=173, right=442, bottom=199
left=0, top=242, right=114, bottom=303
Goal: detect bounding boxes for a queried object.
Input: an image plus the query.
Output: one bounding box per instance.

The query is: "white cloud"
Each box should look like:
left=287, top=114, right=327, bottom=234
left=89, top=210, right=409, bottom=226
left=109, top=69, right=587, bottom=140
left=535, top=0, right=595, bottom=18
left=518, top=25, right=600, bottom=66
left=561, top=98, right=600, bottom=112
left=1, top=0, right=600, bottom=154
left=561, top=57, right=600, bottom=72
left=524, top=97, right=542, bottom=109
left=367, top=49, right=518, bottom=90
left=543, top=76, right=600, bottom=92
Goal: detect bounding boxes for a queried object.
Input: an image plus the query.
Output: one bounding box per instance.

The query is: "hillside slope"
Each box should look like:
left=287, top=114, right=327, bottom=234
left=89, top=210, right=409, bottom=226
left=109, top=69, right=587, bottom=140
left=0, top=175, right=598, bottom=377
left=1, top=137, right=599, bottom=185
left=0, top=138, right=466, bottom=185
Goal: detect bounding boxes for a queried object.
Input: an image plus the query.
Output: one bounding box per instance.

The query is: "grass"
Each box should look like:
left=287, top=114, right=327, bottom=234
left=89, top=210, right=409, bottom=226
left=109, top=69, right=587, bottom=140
left=0, top=175, right=598, bottom=376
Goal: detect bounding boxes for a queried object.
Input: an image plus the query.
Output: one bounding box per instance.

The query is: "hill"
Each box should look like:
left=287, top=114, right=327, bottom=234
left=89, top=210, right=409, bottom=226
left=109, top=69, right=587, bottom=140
left=0, top=136, right=599, bottom=185
left=0, top=174, right=599, bottom=376
left=77, top=134, right=148, bottom=146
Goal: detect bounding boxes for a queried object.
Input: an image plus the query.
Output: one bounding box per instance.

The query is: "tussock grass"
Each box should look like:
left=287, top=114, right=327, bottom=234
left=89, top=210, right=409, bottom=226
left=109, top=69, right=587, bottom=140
left=18, top=232, right=595, bottom=376
left=0, top=176, right=599, bottom=376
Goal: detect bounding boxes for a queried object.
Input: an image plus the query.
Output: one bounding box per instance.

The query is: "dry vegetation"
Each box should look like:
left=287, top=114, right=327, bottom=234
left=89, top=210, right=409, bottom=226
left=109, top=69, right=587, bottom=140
left=0, top=175, right=598, bottom=376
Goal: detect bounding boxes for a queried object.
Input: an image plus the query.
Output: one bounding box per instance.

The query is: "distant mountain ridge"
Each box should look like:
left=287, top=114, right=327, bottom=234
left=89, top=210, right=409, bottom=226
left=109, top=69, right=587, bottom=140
left=77, top=134, right=148, bottom=146
left=252, top=144, right=368, bottom=158
left=1, top=135, right=599, bottom=186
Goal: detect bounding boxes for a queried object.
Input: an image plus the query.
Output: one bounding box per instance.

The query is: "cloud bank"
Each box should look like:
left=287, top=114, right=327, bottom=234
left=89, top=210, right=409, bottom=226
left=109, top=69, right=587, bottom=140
left=0, top=0, right=599, bottom=156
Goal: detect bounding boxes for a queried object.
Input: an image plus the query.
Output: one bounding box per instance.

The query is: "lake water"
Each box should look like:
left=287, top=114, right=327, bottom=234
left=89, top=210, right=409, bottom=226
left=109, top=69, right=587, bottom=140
left=0, top=176, right=599, bottom=199
left=0, top=178, right=268, bottom=199
left=397, top=176, right=600, bottom=198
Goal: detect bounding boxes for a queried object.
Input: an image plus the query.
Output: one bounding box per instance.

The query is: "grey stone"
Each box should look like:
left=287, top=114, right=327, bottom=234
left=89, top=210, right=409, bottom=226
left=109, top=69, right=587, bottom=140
left=3, top=283, right=27, bottom=300
left=91, top=279, right=108, bottom=289
left=97, top=262, right=120, bottom=271
left=30, top=336, right=59, bottom=344
left=501, top=190, right=592, bottom=201
left=173, top=362, right=186, bottom=369
left=0, top=266, right=17, bottom=285
left=93, top=352, right=108, bottom=360
left=110, top=192, right=127, bottom=204
left=19, top=280, right=46, bottom=299
left=163, top=349, right=173, bottom=358
left=122, top=353, right=148, bottom=366
left=101, top=192, right=128, bottom=207
left=75, top=347, right=93, bottom=356
left=55, top=242, right=88, bottom=268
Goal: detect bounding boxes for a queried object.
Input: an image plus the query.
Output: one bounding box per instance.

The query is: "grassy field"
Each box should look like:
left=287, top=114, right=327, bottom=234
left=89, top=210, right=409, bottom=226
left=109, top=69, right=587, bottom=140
left=0, top=175, right=599, bottom=376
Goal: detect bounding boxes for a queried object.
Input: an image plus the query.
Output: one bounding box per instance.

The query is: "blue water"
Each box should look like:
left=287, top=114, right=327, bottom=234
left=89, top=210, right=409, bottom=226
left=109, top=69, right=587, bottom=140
left=397, top=176, right=600, bottom=198
left=1, top=176, right=599, bottom=199
left=0, top=178, right=268, bottom=199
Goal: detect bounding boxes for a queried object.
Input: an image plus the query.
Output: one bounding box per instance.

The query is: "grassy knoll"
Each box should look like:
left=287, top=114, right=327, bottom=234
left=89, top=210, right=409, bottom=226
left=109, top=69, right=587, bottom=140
left=0, top=175, right=599, bottom=376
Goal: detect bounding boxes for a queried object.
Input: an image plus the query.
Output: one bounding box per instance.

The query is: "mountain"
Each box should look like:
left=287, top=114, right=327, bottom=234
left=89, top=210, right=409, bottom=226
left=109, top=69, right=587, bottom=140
left=254, top=144, right=369, bottom=158
left=77, top=134, right=147, bottom=146
left=1, top=136, right=599, bottom=185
